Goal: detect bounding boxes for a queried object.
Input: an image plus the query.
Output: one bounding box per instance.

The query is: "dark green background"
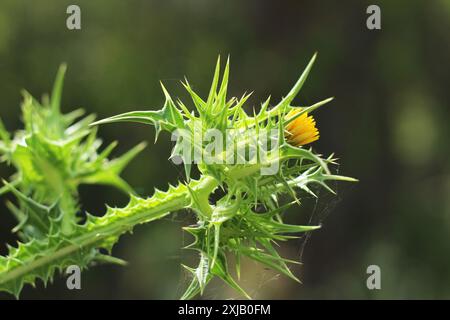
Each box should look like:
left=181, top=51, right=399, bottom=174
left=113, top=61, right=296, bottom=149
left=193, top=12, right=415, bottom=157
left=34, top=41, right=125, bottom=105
left=0, top=0, right=449, bottom=299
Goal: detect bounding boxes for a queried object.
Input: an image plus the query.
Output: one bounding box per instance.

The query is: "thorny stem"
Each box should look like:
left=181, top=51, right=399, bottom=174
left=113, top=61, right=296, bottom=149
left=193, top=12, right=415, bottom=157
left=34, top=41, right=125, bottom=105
left=0, top=175, right=219, bottom=287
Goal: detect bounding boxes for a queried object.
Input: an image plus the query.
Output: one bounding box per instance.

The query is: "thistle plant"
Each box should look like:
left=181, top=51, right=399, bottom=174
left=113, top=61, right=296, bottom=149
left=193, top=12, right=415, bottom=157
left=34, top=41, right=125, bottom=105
left=0, top=65, right=146, bottom=296
left=0, top=54, right=356, bottom=299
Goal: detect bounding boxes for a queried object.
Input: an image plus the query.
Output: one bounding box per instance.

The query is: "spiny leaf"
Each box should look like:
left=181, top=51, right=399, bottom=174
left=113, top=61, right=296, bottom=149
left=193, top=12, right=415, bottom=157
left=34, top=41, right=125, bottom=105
left=272, top=52, right=317, bottom=113
left=50, top=63, right=67, bottom=113
left=0, top=178, right=198, bottom=296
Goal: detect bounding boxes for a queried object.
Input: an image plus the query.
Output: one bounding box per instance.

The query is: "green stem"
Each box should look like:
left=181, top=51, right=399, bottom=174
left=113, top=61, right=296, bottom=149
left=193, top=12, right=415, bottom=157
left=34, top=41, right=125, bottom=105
left=0, top=175, right=219, bottom=292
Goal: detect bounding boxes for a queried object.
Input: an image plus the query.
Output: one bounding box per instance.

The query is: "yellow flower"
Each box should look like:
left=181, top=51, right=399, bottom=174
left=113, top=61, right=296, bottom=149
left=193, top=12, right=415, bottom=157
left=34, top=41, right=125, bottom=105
left=285, top=109, right=319, bottom=146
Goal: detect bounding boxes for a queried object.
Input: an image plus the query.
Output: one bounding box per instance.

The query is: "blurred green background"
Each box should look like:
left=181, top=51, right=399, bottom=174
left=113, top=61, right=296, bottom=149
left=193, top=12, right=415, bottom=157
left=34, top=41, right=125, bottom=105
left=0, top=0, right=449, bottom=299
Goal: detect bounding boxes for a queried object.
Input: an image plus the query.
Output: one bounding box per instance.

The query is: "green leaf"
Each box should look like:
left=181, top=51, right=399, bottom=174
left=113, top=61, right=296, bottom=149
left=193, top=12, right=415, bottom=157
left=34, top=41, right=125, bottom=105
left=211, top=253, right=251, bottom=299
left=92, top=87, right=185, bottom=141
left=272, top=53, right=317, bottom=113
left=50, top=64, right=67, bottom=113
